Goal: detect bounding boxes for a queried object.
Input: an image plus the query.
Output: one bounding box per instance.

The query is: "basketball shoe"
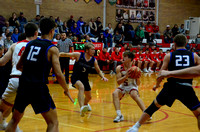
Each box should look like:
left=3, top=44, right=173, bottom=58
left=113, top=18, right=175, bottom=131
left=113, top=115, right=124, bottom=123
left=80, top=105, right=89, bottom=117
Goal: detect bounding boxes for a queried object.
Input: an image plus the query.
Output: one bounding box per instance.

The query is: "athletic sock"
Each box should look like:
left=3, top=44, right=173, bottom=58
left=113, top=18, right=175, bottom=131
left=134, top=121, right=141, bottom=128
left=116, top=110, right=121, bottom=116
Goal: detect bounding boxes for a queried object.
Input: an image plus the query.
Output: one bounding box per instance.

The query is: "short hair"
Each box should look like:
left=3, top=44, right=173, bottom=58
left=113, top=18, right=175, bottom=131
left=25, top=22, right=38, bottom=37
left=174, top=34, right=187, bottom=47
left=18, top=33, right=26, bottom=41
left=84, top=42, right=95, bottom=52
left=123, top=51, right=135, bottom=61
left=39, top=17, right=56, bottom=35
left=145, top=49, right=149, bottom=51
left=6, top=32, right=12, bottom=37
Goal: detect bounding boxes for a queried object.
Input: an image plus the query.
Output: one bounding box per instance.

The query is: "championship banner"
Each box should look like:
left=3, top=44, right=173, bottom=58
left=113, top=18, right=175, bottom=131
left=95, top=0, right=102, bottom=4
left=84, top=0, right=91, bottom=4
left=109, top=0, right=117, bottom=5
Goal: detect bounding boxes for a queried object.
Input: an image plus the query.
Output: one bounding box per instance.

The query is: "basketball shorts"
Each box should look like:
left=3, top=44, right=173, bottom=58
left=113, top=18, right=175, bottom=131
left=13, top=83, right=56, bottom=114
left=2, top=78, right=19, bottom=106
left=118, top=86, right=138, bottom=95
left=71, top=76, right=91, bottom=91
left=156, top=82, right=200, bottom=111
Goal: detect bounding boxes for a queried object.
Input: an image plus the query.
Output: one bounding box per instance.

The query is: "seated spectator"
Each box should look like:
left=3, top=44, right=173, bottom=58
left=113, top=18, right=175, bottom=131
left=157, top=49, right=165, bottom=63
left=144, top=49, right=154, bottom=72
left=60, top=21, right=69, bottom=33
left=4, top=33, right=13, bottom=52
left=2, top=28, right=10, bottom=41
left=67, top=15, right=75, bottom=29
left=89, top=18, right=97, bottom=37
left=135, top=26, right=145, bottom=44
left=84, top=35, right=95, bottom=42
left=135, top=49, right=149, bottom=72
left=77, top=16, right=84, bottom=30
left=98, top=47, right=111, bottom=71
left=97, top=32, right=105, bottom=44
left=55, top=17, right=63, bottom=27
left=114, top=23, right=124, bottom=35
left=142, top=44, right=151, bottom=52
left=152, top=22, right=160, bottom=39
left=17, top=12, right=27, bottom=33
left=11, top=28, right=20, bottom=43
left=106, top=23, right=114, bottom=35
left=53, top=33, right=61, bottom=42
left=145, top=22, right=153, bottom=33
left=172, top=24, right=180, bottom=37
left=195, top=34, right=200, bottom=44
left=68, top=31, right=78, bottom=42
left=179, top=24, right=185, bottom=35
left=2, top=21, right=14, bottom=33
left=163, top=25, right=173, bottom=43
left=111, top=47, right=123, bottom=74
left=114, top=30, right=123, bottom=46
left=54, top=23, right=60, bottom=35
left=96, top=17, right=103, bottom=36
left=80, top=22, right=94, bottom=38
left=103, top=28, right=113, bottom=48
left=120, top=43, right=128, bottom=53
left=124, top=20, right=135, bottom=41
left=71, top=23, right=81, bottom=41
left=31, top=15, right=40, bottom=25
left=8, top=12, right=19, bottom=28
left=146, top=32, right=154, bottom=45
left=150, top=44, right=159, bottom=52
left=150, top=49, right=161, bottom=72
left=170, top=44, right=175, bottom=52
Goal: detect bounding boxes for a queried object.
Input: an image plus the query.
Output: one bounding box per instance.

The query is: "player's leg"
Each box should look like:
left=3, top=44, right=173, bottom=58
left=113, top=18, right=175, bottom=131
left=74, top=81, right=85, bottom=108
left=5, top=109, right=24, bottom=132
left=84, top=91, right=92, bottom=111
left=129, top=90, right=146, bottom=111
left=156, top=60, right=161, bottom=71
left=137, top=60, right=142, bottom=69
left=148, top=61, right=154, bottom=72
left=112, top=88, right=124, bottom=122
left=143, top=61, right=148, bottom=73
left=192, top=107, right=200, bottom=130
left=41, top=108, right=59, bottom=132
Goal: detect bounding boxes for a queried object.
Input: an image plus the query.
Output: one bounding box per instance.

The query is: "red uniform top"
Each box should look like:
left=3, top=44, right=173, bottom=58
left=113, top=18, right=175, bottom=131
left=120, top=47, right=125, bottom=53
left=144, top=53, right=151, bottom=60
left=143, top=47, right=152, bottom=53
left=150, top=53, right=159, bottom=61
left=145, top=25, right=153, bottom=33
left=99, top=51, right=111, bottom=61
left=136, top=53, right=145, bottom=61
left=157, top=53, right=165, bottom=61
left=152, top=25, right=159, bottom=33
left=111, top=52, right=122, bottom=61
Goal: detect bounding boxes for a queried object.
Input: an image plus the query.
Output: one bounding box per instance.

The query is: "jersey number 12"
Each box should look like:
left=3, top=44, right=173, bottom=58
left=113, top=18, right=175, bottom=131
left=27, top=46, right=41, bottom=61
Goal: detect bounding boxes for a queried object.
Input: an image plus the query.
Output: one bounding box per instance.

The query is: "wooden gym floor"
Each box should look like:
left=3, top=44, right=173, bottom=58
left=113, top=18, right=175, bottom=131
left=5, top=73, right=200, bottom=132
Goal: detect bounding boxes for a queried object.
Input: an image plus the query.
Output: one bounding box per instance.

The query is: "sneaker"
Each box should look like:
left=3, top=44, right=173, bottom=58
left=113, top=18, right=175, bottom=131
left=148, top=116, right=152, bottom=121
left=126, top=126, right=138, bottom=132
left=148, top=69, right=154, bottom=73
left=80, top=105, right=89, bottom=117
left=0, top=119, right=7, bottom=130
left=87, top=104, right=92, bottom=111
left=109, top=70, right=114, bottom=75
left=113, top=115, right=124, bottom=123
left=143, top=68, right=148, bottom=73
left=16, top=126, right=22, bottom=132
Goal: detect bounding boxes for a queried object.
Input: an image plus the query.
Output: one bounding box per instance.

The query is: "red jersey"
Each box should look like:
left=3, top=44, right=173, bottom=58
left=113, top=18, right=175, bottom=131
left=150, top=53, right=159, bottom=61
left=111, top=52, right=122, bottom=61
left=99, top=51, right=111, bottom=61
left=145, top=25, right=153, bottom=33
left=137, top=53, right=145, bottom=60
left=144, top=53, right=151, bottom=60
left=157, top=53, right=165, bottom=61
left=120, top=47, right=125, bottom=53
left=152, top=25, right=159, bottom=33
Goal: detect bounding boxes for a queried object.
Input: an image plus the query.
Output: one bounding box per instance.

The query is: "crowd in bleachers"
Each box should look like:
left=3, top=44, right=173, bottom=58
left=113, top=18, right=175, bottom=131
left=1, top=12, right=200, bottom=73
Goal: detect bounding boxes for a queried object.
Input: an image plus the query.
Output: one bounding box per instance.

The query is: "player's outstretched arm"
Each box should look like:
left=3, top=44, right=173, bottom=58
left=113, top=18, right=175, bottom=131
left=50, top=47, right=74, bottom=103
left=0, top=43, right=16, bottom=66
left=116, top=65, right=131, bottom=85
left=94, top=59, right=108, bottom=81
left=59, top=52, right=80, bottom=60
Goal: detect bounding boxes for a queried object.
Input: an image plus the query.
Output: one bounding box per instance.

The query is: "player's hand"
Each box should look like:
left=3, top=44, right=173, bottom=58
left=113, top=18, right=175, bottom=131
left=64, top=90, right=74, bottom=103
left=126, top=69, right=132, bottom=78
left=101, top=77, right=108, bottom=82
left=152, top=84, right=160, bottom=91
left=158, top=70, right=170, bottom=79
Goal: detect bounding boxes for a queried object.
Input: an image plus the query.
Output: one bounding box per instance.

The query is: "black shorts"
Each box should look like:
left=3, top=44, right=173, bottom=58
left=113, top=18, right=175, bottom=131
left=13, top=83, right=56, bottom=114
left=156, top=82, right=200, bottom=111
left=71, top=76, right=91, bottom=91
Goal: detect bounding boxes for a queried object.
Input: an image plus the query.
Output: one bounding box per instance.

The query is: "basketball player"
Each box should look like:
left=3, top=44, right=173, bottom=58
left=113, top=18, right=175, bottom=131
left=6, top=18, right=73, bottom=132
left=60, top=42, right=108, bottom=117
left=0, top=23, right=38, bottom=131
left=112, top=51, right=146, bottom=123
left=127, top=34, right=200, bottom=132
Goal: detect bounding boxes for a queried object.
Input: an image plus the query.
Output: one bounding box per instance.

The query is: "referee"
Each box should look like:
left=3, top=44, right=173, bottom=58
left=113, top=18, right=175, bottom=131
left=57, top=32, right=74, bottom=84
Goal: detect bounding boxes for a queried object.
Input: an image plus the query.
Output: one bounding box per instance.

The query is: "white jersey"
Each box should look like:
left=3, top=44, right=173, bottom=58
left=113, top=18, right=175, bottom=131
left=118, top=65, right=138, bottom=93
left=10, top=40, right=29, bottom=76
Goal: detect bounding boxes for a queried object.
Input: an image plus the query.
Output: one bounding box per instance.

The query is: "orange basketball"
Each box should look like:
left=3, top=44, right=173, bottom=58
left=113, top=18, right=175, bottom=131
left=129, top=66, right=141, bottom=79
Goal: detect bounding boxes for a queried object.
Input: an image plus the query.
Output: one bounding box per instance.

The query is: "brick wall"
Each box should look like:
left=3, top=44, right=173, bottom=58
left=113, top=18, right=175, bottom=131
left=1, top=0, right=200, bottom=34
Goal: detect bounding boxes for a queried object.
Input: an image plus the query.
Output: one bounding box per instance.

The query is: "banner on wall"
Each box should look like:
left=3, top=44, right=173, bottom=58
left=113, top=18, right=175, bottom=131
left=116, top=0, right=156, bottom=23
left=109, top=0, right=117, bottom=5
left=84, top=0, right=91, bottom=4
left=95, top=0, right=102, bottom=4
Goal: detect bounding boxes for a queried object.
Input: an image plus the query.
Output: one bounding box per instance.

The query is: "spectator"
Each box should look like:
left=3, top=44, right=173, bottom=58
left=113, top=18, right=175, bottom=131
left=172, top=24, right=180, bottom=37
left=97, top=32, right=105, bottom=44
left=55, top=17, right=63, bottom=27
left=89, top=18, right=97, bottom=36
left=60, top=21, right=69, bottom=33
left=80, top=22, right=94, bottom=38
left=67, top=15, right=75, bottom=29
left=111, top=47, right=123, bottom=74
left=170, top=44, right=175, bottom=52
left=106, top=23, right=114, bottom=35
left=8, top=12, right=19, bottom=28
left=31, top=15, right=40, bottom=25
left=96, top=17, right=103, bottom=36
left=17, top=12, right=27, bottom=33
left=0, top=33, right=3, bottom=47
left=135, top=26, right=145, bottom=44
left=57, top=32, right=74, bottom=84
left=179, top=24, right=185, bottom=35
left=114, top=30, right=123, bottom=46
left=152, top=22, right=160, bottom=39
left=4, top=32, right=13, bottom=52
left=71, top=23, right=81, bottom=41
left=146, top=32, right=154, bottom=45
left=2, top=21, right=14, bottom=33
left=163, top=25, right=173, bottom=43
left=124, top=20, right=135, bottom=41
left=120, top=43, right=128, bottom=53
left=195, top=34, right=200, bottom=44
left=157, top=49, right=165, bottom=63
left=2, top=28, right=10, bottom=41
left=54, top=23, right=60, bottom=35
left=114, top=23, right=124, bottom=35
left=145, top=22, right=153, bottom=33
left=68, top=31, right=77, bottom=42
left=77, top=16, right=84, bottom=30
left=185, top=38, right=191, bottom=50
left=103, top=28, right=113, bottom=48
left=11, top=28, right=20, bottom=43
left=84, top=35, right=95, bottom=42
left=53, top=33, right=61, bottom=42
left=98, top=47, right=111, bottom=71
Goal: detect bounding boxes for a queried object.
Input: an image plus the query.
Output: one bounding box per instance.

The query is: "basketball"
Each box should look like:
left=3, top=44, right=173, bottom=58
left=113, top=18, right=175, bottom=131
left=129, top=66, right=141, bottom=79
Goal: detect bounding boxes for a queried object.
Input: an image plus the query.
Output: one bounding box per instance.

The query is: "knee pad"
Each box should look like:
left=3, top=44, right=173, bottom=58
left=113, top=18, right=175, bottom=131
left=144, top=102, right=160, bottom=116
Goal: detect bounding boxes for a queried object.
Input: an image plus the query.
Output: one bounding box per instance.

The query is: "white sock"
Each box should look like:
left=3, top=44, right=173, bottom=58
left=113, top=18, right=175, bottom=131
left=116, top=110, right=121, bottom=116
left=148, top=67, right=151, bottom=70
left=134, top=121, right=141, bottom=128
